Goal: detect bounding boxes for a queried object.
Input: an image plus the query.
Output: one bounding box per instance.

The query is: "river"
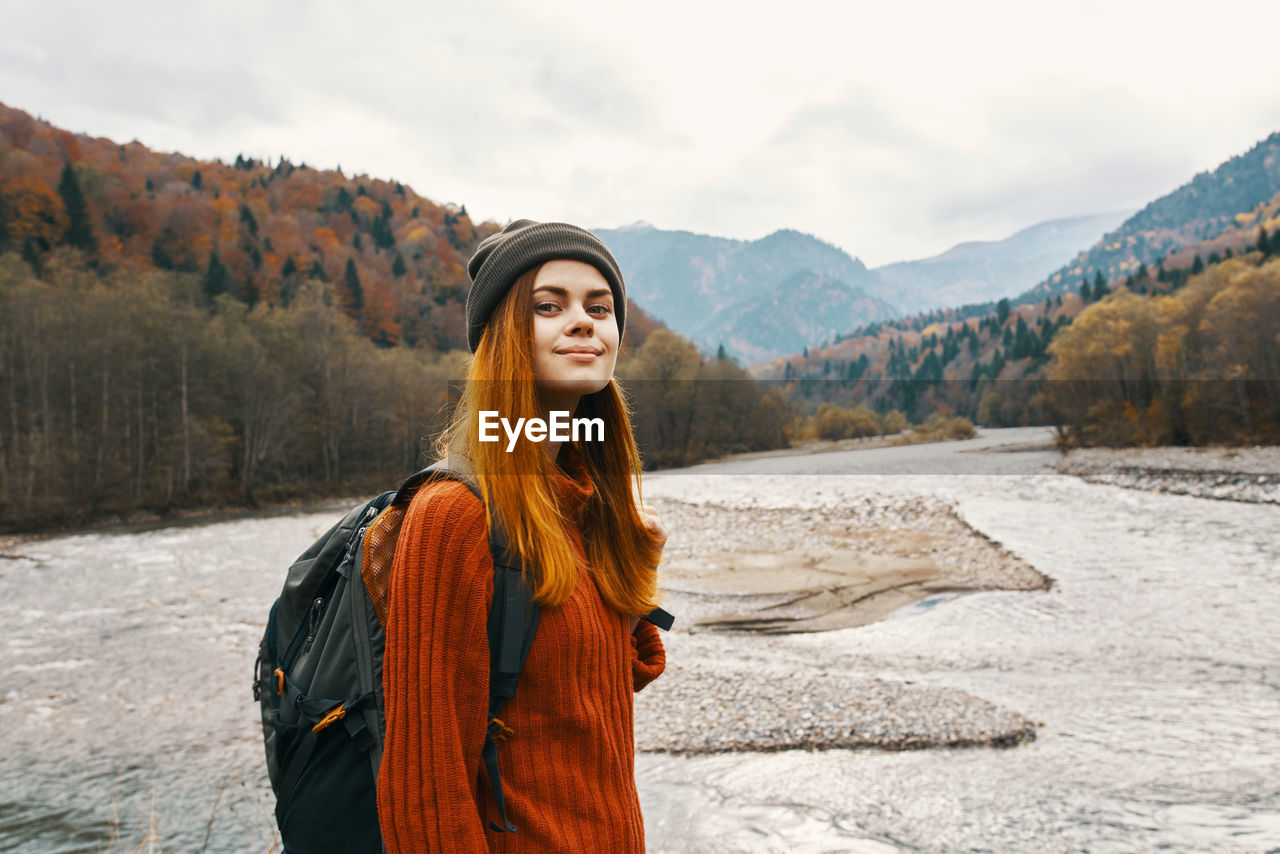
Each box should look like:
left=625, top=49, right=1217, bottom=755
left=2, top=427, right=1277, bottom=852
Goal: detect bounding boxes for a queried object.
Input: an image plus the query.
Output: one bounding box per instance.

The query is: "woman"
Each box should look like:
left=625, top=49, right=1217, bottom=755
left=377, top=219, right=668, bottom=852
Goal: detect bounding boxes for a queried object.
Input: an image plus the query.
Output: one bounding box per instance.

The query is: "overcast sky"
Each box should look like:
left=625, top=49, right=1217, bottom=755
left=5, top=0, right=1279, bottom=267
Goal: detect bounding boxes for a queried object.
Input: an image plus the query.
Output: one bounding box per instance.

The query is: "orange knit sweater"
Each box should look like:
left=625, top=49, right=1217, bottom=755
left=377, top=447, right=666, bottom=852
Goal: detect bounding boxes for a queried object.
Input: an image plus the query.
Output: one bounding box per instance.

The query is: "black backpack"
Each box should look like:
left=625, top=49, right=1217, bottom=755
left=253, top=462, right=673, bottom=853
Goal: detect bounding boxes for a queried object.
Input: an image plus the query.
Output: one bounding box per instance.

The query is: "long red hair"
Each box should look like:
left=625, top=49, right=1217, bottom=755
left=436, top=264, right=662, bottom=615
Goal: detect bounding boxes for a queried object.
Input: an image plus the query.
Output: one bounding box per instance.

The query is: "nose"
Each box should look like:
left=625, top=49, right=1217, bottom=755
left=564, top=302, right=595, bottom=336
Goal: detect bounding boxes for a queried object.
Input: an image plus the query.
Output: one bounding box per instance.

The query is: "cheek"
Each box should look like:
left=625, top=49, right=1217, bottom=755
left=531, top=316, right=557, bottom=353
left=602, top=317, right=621, bottom=350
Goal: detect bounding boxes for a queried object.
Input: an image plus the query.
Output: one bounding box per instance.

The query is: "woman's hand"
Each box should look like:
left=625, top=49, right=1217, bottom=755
left=629, top=503, right=667, bottom=633
left=639, top=502, right=667, bottom=552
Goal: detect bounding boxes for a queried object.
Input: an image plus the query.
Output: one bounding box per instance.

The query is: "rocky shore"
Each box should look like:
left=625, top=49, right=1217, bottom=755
left=1053, top=445, right=1280, bottom=504
left=635, top=487, right=1049, bottom=754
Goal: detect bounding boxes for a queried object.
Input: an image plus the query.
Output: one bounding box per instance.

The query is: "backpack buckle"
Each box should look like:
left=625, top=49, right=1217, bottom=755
left=312, top=702, right=349, bottom=734
left=487, top=717, right=515, bottom=745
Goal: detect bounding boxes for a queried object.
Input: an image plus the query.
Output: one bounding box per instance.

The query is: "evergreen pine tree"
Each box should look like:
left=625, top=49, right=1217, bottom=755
left=191, top=169, right=202, bottom=190
left=239, top=204, right=258, bottom=237
left=372, top=215, right=395, bottom=250
left=344, top=258, right=364, bottom=314
left=57, top=162, right=96, bottom=252
left=1259, top=226, right=1272, bottom=257
left=202, top=252, right=229, bottom=302
left=392, top=252, right=407, bottom=277
left=1081, top=280, right=1092, bottom=303
left=280, top=258, right=300, bottom=306
left=996, top=297, right=1010, bottom=326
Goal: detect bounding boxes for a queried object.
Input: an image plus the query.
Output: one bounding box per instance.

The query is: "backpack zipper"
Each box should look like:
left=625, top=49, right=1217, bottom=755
left=302, top=597, right=324, bottom=654
left=299, top=506, right=377, bottom=657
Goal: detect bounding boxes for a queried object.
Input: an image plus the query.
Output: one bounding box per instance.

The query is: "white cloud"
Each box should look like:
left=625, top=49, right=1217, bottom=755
left=2, top=0, right=1279, bottom=266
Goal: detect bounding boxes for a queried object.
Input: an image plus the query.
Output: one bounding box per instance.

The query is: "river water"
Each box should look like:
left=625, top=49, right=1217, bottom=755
left=2, top=427, right=1277, bottom=852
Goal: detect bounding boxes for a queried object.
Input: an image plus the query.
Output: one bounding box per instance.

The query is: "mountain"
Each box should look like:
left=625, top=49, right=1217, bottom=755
left=1011, top=131, right=1280, bottom=304
left=714, top=270, right=898, bottom=363
left=593, top=223, right=897, bottom=361
left=872, top=210, right=1133, bottom=313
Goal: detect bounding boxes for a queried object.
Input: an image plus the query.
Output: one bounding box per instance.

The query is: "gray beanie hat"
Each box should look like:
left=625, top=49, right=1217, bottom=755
left=465, top=219, right=626, bottom=352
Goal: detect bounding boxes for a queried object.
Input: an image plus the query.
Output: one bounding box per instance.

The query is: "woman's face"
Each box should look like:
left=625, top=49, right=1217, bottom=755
left=530, top=259, right=620, bottom=412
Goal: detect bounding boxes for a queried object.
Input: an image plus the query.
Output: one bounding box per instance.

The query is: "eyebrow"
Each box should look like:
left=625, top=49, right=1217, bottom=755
left=532, top=285, right=613, bottom=299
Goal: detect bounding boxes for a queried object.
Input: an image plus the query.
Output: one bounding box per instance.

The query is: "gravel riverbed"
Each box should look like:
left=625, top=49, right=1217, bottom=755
left=635, top=658, right=1039, bottom=755
left=635, top=488, right=1049, bottom=754
left=1052, top=445, right=1280, bottom=504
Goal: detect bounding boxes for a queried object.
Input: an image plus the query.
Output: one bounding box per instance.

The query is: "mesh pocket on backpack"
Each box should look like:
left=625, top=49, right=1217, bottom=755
left=362, top=504, right=405, bottom=628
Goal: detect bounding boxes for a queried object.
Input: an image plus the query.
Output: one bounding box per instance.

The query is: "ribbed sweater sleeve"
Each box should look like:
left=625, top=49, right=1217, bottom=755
left=377, top=480, right=492, bottom=853
left=631, top=620, right=666, bottom=692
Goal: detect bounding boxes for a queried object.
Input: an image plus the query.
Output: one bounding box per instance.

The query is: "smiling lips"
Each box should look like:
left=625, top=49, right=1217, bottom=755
left=557, top=347, right=603, bottom=361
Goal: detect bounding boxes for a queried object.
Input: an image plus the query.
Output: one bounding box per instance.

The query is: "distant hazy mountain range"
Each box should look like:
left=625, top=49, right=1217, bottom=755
left=592, top=225, right=893, bottom=363
left=874, top=210, right=1132, bottom=313
left=595, top=211, right=1129, bottom=361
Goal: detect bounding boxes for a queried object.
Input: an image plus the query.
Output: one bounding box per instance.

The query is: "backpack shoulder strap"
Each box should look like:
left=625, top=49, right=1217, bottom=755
left=397, top=460, right=539, bottom=834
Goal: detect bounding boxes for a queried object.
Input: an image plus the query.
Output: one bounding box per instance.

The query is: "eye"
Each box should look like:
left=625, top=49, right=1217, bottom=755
left=588, top=304, right=612, bottom=316
left=535, top=301, right=560, bottom=313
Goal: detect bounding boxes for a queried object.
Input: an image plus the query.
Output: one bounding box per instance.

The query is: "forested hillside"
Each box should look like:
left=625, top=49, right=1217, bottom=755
left=1017, top=131, right=1280, bottom=305
left=0, top=102, right=492, bottom=351
left=0, top=104, right=787, bottom=531
left=771, top=210, right=1279, bottom=446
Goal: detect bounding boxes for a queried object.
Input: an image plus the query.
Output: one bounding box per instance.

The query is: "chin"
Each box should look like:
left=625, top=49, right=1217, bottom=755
left=538, top=376, right=611, bottom=400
